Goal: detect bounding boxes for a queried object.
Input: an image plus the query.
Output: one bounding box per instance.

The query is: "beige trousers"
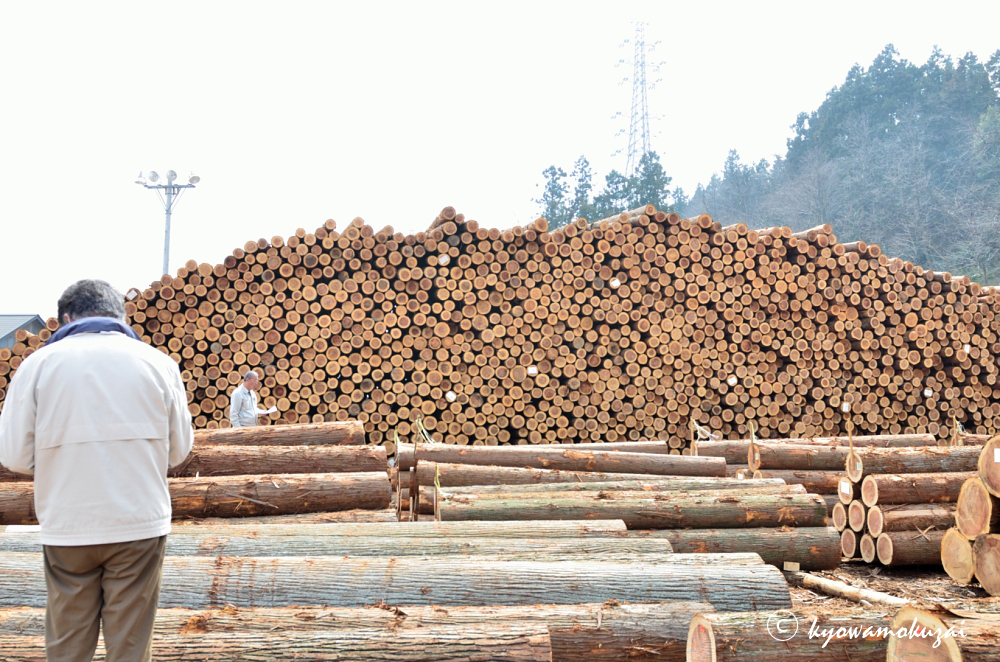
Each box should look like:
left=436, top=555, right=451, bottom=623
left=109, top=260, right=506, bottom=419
left=43, top=536, right=166, bottom=662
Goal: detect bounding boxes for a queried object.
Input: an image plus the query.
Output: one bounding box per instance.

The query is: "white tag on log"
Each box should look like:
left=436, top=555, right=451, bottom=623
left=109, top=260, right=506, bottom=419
left=3, top=525, right=40, bottom=533
left=841, top=481, right=851, bottom=495
left=995, top=448, right=1000, bottom=463
left=783, top=561, right=801, bottom=572
left=727, top=376, right=738, bottom=386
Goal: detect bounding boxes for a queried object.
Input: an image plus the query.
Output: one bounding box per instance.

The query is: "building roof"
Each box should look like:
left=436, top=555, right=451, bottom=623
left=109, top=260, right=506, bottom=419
left=0, top=314, right=45, bottom=341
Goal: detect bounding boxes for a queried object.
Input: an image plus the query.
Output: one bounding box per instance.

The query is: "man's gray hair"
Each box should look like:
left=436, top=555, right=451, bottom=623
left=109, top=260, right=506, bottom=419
left=57, top=279, right=126, bottom=326
left=244, top=370, right=260, bottom=381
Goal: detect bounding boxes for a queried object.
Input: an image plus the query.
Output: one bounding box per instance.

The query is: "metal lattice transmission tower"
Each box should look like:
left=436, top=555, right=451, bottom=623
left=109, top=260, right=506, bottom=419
left=615, top=22, right=663, bottom=179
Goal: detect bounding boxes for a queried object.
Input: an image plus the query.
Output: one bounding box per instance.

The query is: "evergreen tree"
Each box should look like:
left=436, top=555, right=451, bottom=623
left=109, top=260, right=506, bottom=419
left=535, top=165, right=570, bottom=227
left=568, top=156, right=597, bottom=224
left=593, top=169, right=631, bottom=218
left=628, top=151, right=673, bottom=210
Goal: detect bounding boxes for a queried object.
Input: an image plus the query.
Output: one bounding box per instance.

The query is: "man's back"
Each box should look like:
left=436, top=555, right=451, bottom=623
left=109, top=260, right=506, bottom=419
left=0, top=331, right=192, bottom=545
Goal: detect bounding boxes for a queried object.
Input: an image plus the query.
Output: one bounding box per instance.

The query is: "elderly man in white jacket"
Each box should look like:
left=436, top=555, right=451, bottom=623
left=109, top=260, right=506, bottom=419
left=0, top=279, right=193, bottom=662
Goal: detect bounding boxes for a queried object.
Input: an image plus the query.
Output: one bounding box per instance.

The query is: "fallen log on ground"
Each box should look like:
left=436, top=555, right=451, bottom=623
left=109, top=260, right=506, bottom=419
left=168, top=444, right=387, bottom=477
left=435, top=491, right=828, bottom=529
left=876, top=530, right=947, bottom=566
left=887, top=606, right=1000, bottom=661
left=0, top=625, right=553, bottom=662
left=866, top=503, right=957, bottom=538
left=635, top=526, right=841, bottom=570
left=844, top=446, right=982, bottom=482
left=859, top=472, right=973, bottom=506
left=0, top=553, right=793, bottom=611
left=783, top=571, right=909, bottom=605
left=687, top=609, right=891, bottom=661
left=0, top=602, right=715, bottom=662
left=193, top=421, right=366, bottom=446
left=411, top=446, right=727, bottom=476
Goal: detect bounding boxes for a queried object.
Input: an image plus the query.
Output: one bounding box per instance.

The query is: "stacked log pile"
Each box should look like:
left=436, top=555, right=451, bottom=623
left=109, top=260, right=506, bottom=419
left=0, top=519, right=794, bottom=661
left=3, top=207, right=1000, bottom=451
left=0, top=421, right=395, bottom=525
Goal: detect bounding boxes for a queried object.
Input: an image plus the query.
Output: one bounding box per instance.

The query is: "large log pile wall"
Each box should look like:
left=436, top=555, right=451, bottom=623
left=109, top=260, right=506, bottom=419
left=2, top=206, right=999, bottom=450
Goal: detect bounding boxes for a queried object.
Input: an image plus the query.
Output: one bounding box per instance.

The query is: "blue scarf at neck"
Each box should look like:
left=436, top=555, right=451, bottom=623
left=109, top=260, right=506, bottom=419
left=45, top=317, right=141, bottom=346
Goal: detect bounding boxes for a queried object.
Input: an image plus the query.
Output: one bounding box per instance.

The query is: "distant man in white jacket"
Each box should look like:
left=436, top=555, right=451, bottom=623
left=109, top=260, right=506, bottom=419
left=229, top=370, right=275, bottom=427
left=0, top=279, right=193, bottom=662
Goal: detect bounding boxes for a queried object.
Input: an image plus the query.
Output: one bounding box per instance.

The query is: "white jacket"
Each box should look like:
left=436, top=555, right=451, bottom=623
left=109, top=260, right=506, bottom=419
left=0, top=332, right=193, bottom=546
left=229, top=383, right=261, bottom=427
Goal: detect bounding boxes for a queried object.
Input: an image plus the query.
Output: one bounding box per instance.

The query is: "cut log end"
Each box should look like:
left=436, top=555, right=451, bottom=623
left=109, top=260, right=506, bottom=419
left=686, top=615, right=717, bottom=662
left=841, top=529, right=857, bottom=558
left=941, top=527, right=976, bottom=585
left=832, top=502, right=848, bottom=532
left=859, top=533, right=876, bottom=563
left=860, top=475, right=878, bottom=506
left=972, top=533, right=1000, bottom=595
left=887, top=608, right=962, bottom=661
left=866, top=506, right=884, bottom=537
left=848, top=500, right=866, bottom=532
left=978, top=436, right=1000, bottom=497
left=955, top=476, right=999, bottom=539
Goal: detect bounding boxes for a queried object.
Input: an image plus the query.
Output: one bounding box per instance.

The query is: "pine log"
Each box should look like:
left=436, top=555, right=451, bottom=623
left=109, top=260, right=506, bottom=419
left=168, top=445, right=387, bottom=477
left=848, top=500, right=866, bottom=532
left=747, top=443, right=853, bottom=471
left=845, top=446, right=982, bottom=482
left=978, top=436, right=1000, bottom=497
left=0, top=625, right=553, bottom=662
left=972, top=533, right=1000, bottom=595
left=435, top=492, right=828, bottom=529
left=171, top=510, right=399, bottom=525
left=955, top=476, right=1000, bottom=539
left=413, top=446, right=726, bottom=476
left=887, top=606, right=1000, bottom=661
left=866, top=503, right=957, bottom=538
left=841, top=529, right=857, bottom=558
left=0, top=602, right=715, bottom=662
left=193, top=421, right=365, bottom=446
left=876, top=530, right=947, bottom=566
left=0, top=553, right=793, bottom=611
left=687, top=609, right=891, bottom=661
left=941, top=527, right=977, bottom=584
left=860, top=533, right=877, bottom=563
left=859, top=472, right=972, bottom=506
left=750, top=469, right=842, bottom=494
left=644, top=527, right=841, bottom=570
left=168, top=519, right=629, bottom=538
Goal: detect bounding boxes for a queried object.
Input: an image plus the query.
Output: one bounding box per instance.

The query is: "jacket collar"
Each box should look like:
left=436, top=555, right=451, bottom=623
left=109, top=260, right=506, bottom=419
left=45, top=317, right=141, bottom=346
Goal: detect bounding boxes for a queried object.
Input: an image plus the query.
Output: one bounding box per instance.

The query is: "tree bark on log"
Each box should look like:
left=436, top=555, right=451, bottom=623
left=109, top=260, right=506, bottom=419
left=639, top=526, right=841, bottom=570
left=415, top=462, right=779, bottom=489
left=438, top=484, right=806, bottom=499
left=866, top=503, right=957, bottom=538
left=695, top=434, right=936, bottom=464
left=887, top=607, right=1000, bottom=661
left=750, top=469, right=843, bottom=494
left=0, top=625, right=553, bottom=662
left=193, top=421, right=366, bottom=446
left=972, top=533, right=1000, bottom=595
left=978, top=436, right=1000, bottom=497
left=859, top=472, right=973, bottom=506
left=412, top=446, right=726, bottom=476
left=168, top=445, right=387, bottom=477
left=955, top=476, right=1000, bottom=539
left=876, top=530, right=947, bottom=566
left=0, top=602, right=716, bottom=662
left=747, top=443, right=853, bottom=471
left=845, top=446, right=982, bottom=482
left=687, top=609, right=891, bottom=661
left=941, top=527, right=976, bottom=584
left=172, top=519, right=628, bottom=538
left=171, top=510, right=399, bottom=525
left=436, top=492, right=828, bottom=529
left=0, top=553, right=793, bottom=611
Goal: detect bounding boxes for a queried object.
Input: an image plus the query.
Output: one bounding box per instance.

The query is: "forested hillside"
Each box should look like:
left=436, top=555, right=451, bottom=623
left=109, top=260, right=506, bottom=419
left=537, top=45, right=1000, bottom=283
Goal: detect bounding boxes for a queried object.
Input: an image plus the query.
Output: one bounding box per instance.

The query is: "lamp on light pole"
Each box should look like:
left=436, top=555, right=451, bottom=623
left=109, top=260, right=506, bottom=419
left=135, top=170, right=200, bottom=276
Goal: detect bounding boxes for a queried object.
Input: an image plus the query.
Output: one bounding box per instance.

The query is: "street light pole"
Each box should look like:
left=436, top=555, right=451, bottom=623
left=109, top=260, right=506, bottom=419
left=136, top=170, right=200, bottom=276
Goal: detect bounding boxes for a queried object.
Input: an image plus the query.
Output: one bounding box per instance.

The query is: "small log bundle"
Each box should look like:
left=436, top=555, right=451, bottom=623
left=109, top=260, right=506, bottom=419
left=0, top=602, right=714, bottom=662
left=0, top=473, right=390, bottom=525
left=434, top=491, right=828, bottom=529
left=859, top=472, right=972, bottom=506
left=875, top=530, right=947, bottom=566
left=686, top=609, right=891, bottom=661
left=0, top=625, right=553, bottom=662
left=887, top=606, right=1000, bottom=661
left=0, top=553, right=793, bottom=611
left=641, top=526, right=841, bottom=570
left=168, top=444, right=387, bottom=477
left=4, top=209, right=1000, bottom=449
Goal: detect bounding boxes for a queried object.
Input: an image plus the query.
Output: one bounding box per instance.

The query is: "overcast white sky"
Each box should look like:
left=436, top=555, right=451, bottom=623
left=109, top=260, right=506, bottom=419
left=1, top=1, right=998, bottom=318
